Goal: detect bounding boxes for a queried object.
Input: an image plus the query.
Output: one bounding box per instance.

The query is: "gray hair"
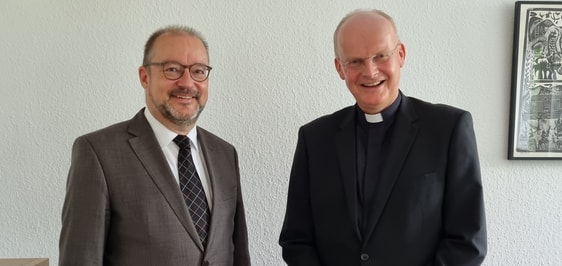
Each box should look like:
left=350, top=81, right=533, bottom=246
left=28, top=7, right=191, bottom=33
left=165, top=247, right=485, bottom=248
left=333, top=9, right=399, bottom=57
left=142, top=25, right=209, bottom=65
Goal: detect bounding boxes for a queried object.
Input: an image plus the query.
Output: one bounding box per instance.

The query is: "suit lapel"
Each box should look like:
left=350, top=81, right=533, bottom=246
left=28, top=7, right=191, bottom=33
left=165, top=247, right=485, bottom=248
left=196, top=128, right=234, bottom=250
left=335, top=107, right=362, bottom=240
left=127, top=110, right=204, bottom=251
left=364, top=95, right=419, bottom=240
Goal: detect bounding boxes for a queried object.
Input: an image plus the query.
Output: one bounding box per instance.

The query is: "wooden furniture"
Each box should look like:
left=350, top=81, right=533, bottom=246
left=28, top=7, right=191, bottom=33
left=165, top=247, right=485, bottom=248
left=0, top=258, right=48, bottom=266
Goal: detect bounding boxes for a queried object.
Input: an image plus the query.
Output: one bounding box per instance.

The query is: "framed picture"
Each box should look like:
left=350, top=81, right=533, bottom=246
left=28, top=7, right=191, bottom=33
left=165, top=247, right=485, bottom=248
left=509, top=1, right=562, bottom=159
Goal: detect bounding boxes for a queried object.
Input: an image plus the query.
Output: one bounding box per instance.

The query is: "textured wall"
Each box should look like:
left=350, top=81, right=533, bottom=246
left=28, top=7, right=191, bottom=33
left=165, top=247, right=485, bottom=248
left=1, top=0, right=561, bottom=265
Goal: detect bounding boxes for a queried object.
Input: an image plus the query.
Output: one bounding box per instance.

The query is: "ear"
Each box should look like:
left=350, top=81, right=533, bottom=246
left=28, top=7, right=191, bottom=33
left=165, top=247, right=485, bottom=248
left=398, top=43, right=406, bottom=68
left=334, top=58, right=346, bottom=80
left=139, top=66, right=150, bottom=89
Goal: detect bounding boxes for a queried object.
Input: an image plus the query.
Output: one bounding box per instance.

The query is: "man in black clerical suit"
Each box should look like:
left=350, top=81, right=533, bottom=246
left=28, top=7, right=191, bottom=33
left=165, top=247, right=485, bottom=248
left=279, top=9, right=487, bottom=266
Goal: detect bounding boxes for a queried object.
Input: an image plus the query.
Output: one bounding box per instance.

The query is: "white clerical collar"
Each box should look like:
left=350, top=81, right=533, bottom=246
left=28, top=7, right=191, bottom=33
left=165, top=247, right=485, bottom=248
left=365, top=113, right=383, bottom=123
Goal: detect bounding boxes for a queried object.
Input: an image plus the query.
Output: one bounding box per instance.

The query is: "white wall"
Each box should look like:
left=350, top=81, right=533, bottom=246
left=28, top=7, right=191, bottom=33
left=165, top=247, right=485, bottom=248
left=1, top=0, right=561, bottom=265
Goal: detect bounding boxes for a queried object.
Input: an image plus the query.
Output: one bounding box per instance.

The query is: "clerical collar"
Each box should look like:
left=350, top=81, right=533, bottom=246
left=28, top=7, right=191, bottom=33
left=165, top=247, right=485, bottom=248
left=361, top=93, right=402, bottom=124
left=365, top=113, right=383, bottom=123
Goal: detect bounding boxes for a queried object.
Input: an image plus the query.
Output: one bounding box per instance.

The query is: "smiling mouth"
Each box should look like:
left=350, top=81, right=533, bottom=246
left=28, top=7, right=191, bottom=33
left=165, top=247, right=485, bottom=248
left=177, top=95, right=196, bottom=99
left=363, top=80, right=383, bottom=87
left=174, top=94, right=198, bottom=100
left=170, top=88, right=199, bottom=100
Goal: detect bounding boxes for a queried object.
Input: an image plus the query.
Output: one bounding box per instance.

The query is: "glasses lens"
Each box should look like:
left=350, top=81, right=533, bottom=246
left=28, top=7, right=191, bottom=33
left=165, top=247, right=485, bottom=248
left=190, top=64, right=210, bottom=81
left=162, top=62, right=184, bottom=80
left=344, top=59, right=363, bottom=71
left=344, top=45, right=399, bottom=72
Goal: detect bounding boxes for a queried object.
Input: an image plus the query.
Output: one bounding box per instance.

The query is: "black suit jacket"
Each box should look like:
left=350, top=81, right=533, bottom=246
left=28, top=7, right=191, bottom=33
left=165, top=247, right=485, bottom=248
left=279, top=93, right=486, bottom=265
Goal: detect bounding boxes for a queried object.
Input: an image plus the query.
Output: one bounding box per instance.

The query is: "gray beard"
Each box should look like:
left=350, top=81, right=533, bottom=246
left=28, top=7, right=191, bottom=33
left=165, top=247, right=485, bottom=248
left=158, top=101, right=205, bottom=128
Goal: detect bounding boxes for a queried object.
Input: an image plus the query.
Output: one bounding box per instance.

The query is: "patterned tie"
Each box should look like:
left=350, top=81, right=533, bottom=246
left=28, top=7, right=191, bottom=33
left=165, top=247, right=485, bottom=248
left=173, top=135, right=210, bottom=247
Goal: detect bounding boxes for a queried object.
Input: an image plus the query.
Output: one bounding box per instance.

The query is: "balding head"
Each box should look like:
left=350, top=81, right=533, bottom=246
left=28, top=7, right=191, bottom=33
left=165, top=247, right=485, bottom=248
left=333, top=9, right=399, bottom=58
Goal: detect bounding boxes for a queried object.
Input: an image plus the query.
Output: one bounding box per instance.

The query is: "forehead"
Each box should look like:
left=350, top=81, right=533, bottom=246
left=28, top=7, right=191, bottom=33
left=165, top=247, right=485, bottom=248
left=336, top=13, right=397, bottom=58
left=151, top=32, right=208, bottom=63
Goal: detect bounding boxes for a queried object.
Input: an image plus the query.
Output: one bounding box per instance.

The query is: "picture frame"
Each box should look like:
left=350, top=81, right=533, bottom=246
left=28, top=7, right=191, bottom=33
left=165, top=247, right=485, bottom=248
left=508, top=1, right=562, bottom=159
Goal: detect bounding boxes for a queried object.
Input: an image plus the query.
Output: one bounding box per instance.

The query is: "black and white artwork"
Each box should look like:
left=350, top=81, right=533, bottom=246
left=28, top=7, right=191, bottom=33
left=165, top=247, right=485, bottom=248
left=509, top=1, right=562, bottom=159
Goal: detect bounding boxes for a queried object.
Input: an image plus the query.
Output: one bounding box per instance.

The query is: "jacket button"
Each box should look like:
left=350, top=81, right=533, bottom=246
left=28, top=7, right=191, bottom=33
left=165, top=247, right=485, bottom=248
left=360, top=253, right=369, bottom=261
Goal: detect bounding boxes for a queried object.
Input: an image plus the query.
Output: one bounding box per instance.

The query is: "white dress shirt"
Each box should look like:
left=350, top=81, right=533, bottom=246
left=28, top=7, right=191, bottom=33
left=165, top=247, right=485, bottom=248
left=143, top=108, right=213, bottom=209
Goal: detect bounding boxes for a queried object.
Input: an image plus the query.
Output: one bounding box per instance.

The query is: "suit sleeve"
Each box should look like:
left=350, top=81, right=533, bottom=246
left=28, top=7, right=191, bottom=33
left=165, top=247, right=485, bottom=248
left=434, top=111, right=487, bottom=265
left=232, top=148, right=252, bottom=266
left=59, top=136, right=109, bottom=266
left=279, top=128, right=322, bottom=266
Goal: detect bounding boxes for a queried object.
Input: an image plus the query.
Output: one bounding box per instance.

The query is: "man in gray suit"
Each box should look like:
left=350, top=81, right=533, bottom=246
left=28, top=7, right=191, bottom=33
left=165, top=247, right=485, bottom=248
left=59, top=25, right=251, bottom=266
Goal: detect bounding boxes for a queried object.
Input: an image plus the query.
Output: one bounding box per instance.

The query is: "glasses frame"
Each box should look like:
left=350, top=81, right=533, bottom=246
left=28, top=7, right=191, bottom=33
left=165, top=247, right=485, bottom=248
left=341, top=43, right=401, bottom=72
left=144, top=61, right=213, bottom=82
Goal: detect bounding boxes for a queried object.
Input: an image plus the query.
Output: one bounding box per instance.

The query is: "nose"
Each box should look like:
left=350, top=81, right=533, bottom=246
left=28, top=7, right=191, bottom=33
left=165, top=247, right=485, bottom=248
left=362, top=59, right=379, bottom=77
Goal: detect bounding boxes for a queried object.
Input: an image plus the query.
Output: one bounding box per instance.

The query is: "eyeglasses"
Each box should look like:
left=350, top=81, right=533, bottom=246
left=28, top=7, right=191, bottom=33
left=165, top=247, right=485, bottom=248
left=341, top=43, right=401, bottom=71
left=144, top=61, right=212, bottom=82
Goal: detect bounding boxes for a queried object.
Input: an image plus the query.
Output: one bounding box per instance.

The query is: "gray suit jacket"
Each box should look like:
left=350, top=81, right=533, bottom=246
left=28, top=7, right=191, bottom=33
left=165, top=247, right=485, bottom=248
left=60, top=109, right=250, bottom=266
